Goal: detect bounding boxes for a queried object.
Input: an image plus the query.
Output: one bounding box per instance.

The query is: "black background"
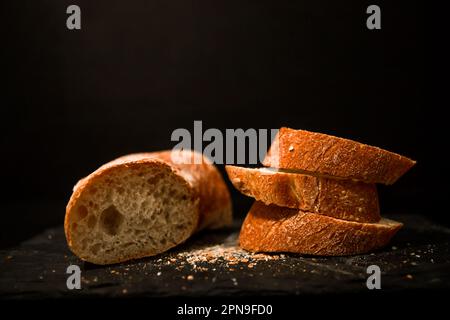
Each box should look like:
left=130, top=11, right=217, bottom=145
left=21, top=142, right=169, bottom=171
left=1, top=1, right=442, bottom=249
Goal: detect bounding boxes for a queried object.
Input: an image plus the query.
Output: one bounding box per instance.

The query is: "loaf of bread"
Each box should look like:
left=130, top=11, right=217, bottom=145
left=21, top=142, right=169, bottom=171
left=225, top=165, right=380, bottom=222
left=240, top=202, right=403, bottom=256
left=65, top=150, right=232, bottom=265
left=263, top=128, right=416, bottom=184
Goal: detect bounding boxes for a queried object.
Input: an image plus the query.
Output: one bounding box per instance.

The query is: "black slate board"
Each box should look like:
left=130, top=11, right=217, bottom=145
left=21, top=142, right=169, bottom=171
left=1, top=214, right=450, bottom=299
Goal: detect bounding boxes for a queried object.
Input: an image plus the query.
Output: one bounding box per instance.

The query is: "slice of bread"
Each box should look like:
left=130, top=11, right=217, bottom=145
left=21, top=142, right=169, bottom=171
left=240, top=202, right=402, bottom=256
left=263, top=127, right=416, bottom=184
left=65, top=150, right=232, bottom=265
left=225, top=166, right=380, bottom=222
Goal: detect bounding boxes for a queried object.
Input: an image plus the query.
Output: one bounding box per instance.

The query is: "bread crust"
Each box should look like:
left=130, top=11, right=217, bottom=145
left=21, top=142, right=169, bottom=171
left=65, top=150, right=232, bottom=264
left=239, top=202, right=402, bottom=256
left=263, top=128, right=416, bottom=185
left=226, top=166, right=380, bottom=222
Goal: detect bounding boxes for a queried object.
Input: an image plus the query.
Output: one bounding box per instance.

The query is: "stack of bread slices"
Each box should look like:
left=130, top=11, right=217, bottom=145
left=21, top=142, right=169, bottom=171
left=226, top=128, right=416, bottom=256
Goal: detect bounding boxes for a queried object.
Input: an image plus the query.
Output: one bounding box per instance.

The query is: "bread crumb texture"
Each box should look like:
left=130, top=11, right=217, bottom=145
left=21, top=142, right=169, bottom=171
left=65, top=161, right=198, bottom=265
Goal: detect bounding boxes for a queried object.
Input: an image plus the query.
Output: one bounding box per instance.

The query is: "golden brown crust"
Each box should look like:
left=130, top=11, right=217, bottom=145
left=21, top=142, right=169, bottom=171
left=226, top=166, right=380, bottom=222
left=65, top=150, right=232, bottom=264
left=263, top=128, right=416, bottom=185
left=239, top=202, right=403, bottom=256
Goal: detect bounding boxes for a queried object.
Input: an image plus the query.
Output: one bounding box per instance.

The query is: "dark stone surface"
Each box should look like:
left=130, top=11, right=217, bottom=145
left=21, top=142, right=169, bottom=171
left=1, top=214, right=449, bottom=299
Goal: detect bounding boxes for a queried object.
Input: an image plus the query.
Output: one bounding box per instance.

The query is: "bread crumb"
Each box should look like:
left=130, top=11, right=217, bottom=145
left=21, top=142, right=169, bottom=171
left=405, top=274, right=413, bottom=280
left=157, top=271, right=162, bottom=276
left=187, top=275, right=194, bottom=281
left=289, top=145, right=294, bottom=152
left=122, top=288, right=128, bottom=294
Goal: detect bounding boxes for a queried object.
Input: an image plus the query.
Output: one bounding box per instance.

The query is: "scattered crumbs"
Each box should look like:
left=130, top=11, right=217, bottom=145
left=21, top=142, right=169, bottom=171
left=51, top=269, right=56, bottom=273
left=410, top=253, right=416, bottom=256
left=162, top=241, right=284, bottom=272
left=391, top=246, right=397, bottom=250
left=187, top=275, right=194, bottom=281
left=402, top=260, right=408, bottom=264
left=288, top=145, right=294, bottom=152
left=370, top=253, right=375, bottom=256
left=405, top=274, right=413, bottom=280
left=39, top=275, right=44, bottom=280
left=212, top=277, right=217, bottom=283
left=122, top=288, right=128, bottom=294
left=231, top=278, right=238, bottom=286
left=5, top=255, right=13, bottom=260
left=93, top=277, right=98, bottom=282
left=411, top=262, right=418, bottom=266
left=415, top=255, right=421, bottom=258
left=157, top=272, right=162, bottom=276
left=431, top=259, right=435, bottom=263
left=47, top=234, right=53, bottom=240
left=157, top=259, right=162, bottom=262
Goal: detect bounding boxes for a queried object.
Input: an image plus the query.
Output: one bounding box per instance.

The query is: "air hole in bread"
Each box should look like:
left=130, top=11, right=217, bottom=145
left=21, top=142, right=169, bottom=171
left=90, top=243, right=101, bottom=255
left=87, top=215, right=97, bottom=229
left=75, top=205, right=88, bottom=221
left=100, top=205, right=124, bottom=236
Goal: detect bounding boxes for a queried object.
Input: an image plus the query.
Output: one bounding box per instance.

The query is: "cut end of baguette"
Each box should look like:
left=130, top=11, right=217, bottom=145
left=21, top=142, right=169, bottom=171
left=65, top=161, right=198, bottom=265
left=239, top=202, right=402, bottom=256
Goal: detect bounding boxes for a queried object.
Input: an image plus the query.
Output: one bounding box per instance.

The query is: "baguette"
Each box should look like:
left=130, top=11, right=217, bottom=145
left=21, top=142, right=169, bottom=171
left=263, top=128, right=416, bottom=184
left=65, top=150, right=232, bottom=265
left=240, top=202, right=402, bottom=256
left=226, top=166, right=380, bottom=222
